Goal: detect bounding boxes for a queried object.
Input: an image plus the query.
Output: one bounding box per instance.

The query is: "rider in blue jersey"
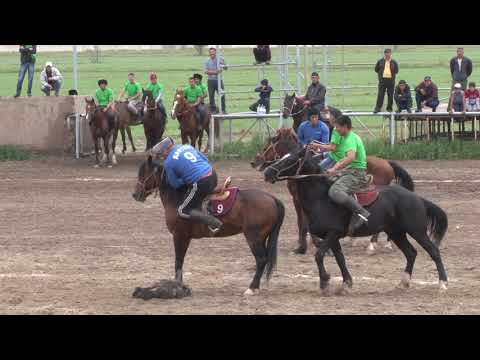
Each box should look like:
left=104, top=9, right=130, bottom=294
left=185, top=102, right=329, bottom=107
left=152, top=137, right=223, bottom=232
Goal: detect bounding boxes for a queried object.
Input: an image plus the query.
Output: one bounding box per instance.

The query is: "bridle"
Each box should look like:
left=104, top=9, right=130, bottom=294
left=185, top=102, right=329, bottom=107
left=283, top=97, right=307, bottom=117
left=268, top=150, right=331, bottom=181
left=136, top=167, right=163, bottom=199
left=258, top=129, right=300, bottom=166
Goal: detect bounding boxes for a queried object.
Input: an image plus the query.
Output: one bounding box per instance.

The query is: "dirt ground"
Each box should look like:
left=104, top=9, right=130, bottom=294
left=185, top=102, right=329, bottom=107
left=1, top=154, right=480, bottom=315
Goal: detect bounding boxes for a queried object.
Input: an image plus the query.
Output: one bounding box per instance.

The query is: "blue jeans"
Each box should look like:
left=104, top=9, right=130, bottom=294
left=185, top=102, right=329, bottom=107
left=16, top=62, right=35, bottom=96
left=41, top=81, right=62, bottom=96
left=320, top=153, right=336, bottom=171
left=415, top=92, right=439, bottom=111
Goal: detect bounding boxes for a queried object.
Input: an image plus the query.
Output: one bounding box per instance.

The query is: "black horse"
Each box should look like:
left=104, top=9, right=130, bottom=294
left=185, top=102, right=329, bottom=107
left=264, top=149, right=449, bottom=294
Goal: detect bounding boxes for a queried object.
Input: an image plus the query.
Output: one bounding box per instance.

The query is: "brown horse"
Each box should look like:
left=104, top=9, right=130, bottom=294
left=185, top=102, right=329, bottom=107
left=132, top=155, right=285, bottom=295
left=113, top=101, right=139, bottom=154
left=252, top=128, right=415, bottom=254
left=142, top=90, right=167, bottom=150
left=171, top=89, right=211, bottom=152
left=85, top=97, right=117, bottom=168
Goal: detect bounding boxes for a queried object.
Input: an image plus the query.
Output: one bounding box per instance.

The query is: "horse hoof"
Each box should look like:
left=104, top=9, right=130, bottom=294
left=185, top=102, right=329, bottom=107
left=439, top=281, right=448, bottom=292
left=244, top=288, right=259, bottom=296
left=93, top=164, right=100, bottom=169
left=366, top=243, right=377, bottom=256
left=320, top=284, right=332, bottom=297
left=292, top=247, right=307, bottom=255
left=107, top=165, right=113, bottom=168
left=397, top=272, right=411, bottom=289
left=384, top=242, right=393, bottom=251
left=132, top=149, right=136, bottom=153
left=112, top=155, right=117, bottom=165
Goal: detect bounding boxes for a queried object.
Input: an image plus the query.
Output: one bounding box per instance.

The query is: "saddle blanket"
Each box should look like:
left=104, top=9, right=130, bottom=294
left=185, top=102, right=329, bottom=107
left=354, top=185, right=379, bottom=207
left=204, top=187, right=240, bottom=218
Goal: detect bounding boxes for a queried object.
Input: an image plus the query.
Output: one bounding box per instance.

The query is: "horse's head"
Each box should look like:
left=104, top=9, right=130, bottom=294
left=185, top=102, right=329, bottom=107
left=251, top=128, right=302, bottom=171
left=142, top=89, right=156, bottom=110
left=85, top=96, right=97, bottom=123
left=171, top=89, right=186, bottom=120
left=132, top=155, right=162, bottom=202
left=282, top=93, right=297, bottom=118
left=264, top=147, right=321, bottom=184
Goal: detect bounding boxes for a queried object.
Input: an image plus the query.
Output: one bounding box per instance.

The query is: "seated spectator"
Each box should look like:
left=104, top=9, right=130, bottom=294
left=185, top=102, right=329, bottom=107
left=40, top=61, right=62, bottom=96
left=415, top=76, right=439, bottom=112
left=464, top=82, right=480, bottom=111
left=448, top=83, right=465, bottom=113
left=249, top=79, right=273, bottom=113
left=394, top=80, right=412, bottom=113
left=297, top=108, right=330, bottom=146
left=253, top=45, right=271, bottom=65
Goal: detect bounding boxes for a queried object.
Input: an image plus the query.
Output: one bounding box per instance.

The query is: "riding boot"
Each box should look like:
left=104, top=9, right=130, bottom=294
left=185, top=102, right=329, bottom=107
left=189, top=209, right=223, bottom=232
left=342, top=196, right=371, bottom=234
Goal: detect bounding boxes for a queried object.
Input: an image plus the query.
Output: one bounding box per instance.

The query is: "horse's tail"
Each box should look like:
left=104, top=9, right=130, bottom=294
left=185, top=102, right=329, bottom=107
left=265, top=197, right=285, bottom=281
left=389, top=161, right=415, bottom=192
left=423, top=198, right=448, bottom=247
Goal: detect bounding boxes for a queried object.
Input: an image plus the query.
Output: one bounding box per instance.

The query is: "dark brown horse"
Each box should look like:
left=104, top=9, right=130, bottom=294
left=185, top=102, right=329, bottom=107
left=252, top=128, right=415, bottom=254
left=171, top=89, right=211, bottom=153
left=132, top=155, right=285, bottom=295
left=113, top=101, right=140, bottom=154
left=282, top=93, right=343, bottom=133
left=85, top=97, right=117, bottom=168
left=142, top=90, right=167, bottom=150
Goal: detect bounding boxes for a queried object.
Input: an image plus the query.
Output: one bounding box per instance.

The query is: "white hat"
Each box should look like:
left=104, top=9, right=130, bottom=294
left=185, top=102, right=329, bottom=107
left=454, top=83, right=462, bottom=89
left=45, top=61, right=53, bottom=67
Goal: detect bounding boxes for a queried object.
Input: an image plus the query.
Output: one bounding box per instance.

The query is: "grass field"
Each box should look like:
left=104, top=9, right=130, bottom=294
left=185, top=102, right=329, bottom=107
left=1, top=45, right=478, bottom=141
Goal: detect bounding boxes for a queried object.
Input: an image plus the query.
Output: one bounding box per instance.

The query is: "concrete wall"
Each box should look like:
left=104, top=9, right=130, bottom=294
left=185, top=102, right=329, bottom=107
left=0, top=96, right=79, bottom=152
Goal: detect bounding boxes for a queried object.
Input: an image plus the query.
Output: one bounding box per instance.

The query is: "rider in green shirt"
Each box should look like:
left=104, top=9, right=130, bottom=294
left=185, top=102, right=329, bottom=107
left=193, top=73, right=208, bottom=127
left=184, top=77, right=204, bottom=128
left=117, top=72, right=142, bottom=117
left=144, top=72, right=167, bottom=119
left=310, top=115, right=370, bottom=233
left=93, top=79, right=115, bottom=128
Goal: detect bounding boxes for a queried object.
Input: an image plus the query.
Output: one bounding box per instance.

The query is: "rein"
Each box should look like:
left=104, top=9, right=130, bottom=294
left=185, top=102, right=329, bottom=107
left=283, top=97, right=307, bottom=117
left=137, top=168, right=162, bottom=198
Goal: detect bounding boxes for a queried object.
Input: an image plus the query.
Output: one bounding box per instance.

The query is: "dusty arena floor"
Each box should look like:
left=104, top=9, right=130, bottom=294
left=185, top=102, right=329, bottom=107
left=1, top=154, right=480, bottom=315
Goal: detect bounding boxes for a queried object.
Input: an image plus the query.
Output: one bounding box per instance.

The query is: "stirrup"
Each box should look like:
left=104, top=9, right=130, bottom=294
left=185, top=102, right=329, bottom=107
left=357, top=213, right=369, bottom=222
left=208, top=226, right=221, bottom=234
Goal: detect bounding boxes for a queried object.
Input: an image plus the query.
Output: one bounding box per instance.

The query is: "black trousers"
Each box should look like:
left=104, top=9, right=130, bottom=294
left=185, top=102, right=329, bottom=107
left=177, top=170, right=218, bottom=218
left=375, top=79, right=394, bottom=111
left=207, top=79, right=226, bottom=113
left=249, top=99, right=270, bottom=113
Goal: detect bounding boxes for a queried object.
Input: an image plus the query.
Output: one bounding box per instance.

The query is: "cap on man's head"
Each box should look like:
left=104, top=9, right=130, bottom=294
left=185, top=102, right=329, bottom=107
left=151, top=137, right=175, bottom=156
left=45, top=61, right=53, bottom=67
left=424, top=76, right=432, bottom=81
left=454, top=83, right=462, bottom=89
left=311, top=72, right=319, bottom=77
left=384, top=48, right=392, bottom=54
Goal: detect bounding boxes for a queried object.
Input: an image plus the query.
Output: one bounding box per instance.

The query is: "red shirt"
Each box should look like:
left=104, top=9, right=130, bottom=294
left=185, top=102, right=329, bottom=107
left=465, top=89, right=480, bottom=100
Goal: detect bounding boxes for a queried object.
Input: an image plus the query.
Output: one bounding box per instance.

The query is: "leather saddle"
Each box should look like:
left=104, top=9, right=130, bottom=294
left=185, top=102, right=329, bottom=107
left=203, top=177, right=239, bottom=218
left=353, top=174, right=379, bottom=207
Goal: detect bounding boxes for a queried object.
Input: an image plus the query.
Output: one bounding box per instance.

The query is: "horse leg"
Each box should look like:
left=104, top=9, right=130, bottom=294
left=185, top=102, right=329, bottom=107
left=173, top=234, right=191, bottom=285
left=143, top=123, right=150, bottom=151
left=94, top=138, right=100, bottom=168
left=204, top=125, right=210, bottom=153
left=289, top=182, right=308, bottom=254
left=120, top=127, right=127, bottom=154
left=111, top=127, right=118, bottom=165
left=126, top=126, right=136, bottom=152
left=314, top=231, right=338, bottom=293
left=198, top=130, right=203, bottom=152
left=386, top=232, right=417, bottom=289
left=408, top=230, right=448, bottom=291
left=367, top=233, right=380, bottom=254
left=103, top=135, right=112, bottom=168
left=243, top=228, right=269, bottom=296
left=330, top=237, right=353, bottom=291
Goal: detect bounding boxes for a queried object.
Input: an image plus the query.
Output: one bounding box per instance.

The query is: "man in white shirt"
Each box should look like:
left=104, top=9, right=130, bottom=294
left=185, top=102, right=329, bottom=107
left=40, top=61, right=63, bottom=96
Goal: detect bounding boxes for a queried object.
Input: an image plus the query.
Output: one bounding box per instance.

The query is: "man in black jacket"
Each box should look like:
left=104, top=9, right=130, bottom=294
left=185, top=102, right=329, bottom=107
left=303, top=72, right=326, bottom=120
left=15, top=45, right=37, bottom=98
left=374, top=48, right=399, bottom=113
left=394, top=80, right=412, bottom=113
left=450, top=48, right=473, bottom=90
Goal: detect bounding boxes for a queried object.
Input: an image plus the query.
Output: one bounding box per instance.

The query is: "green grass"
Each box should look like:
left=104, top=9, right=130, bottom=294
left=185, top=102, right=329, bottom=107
left=1, top=45, right=478, bottom=143
left=0, top=146, right=41, bottom=161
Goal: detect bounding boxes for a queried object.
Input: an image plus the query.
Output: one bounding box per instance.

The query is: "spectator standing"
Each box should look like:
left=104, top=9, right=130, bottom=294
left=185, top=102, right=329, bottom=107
left=448, top=83, right=465, bottom=113
left=204, top=47, right=226, bottom=114
left=40, top=61, right=63, bottom=96
left=394, top=80, right=412, bottom=113
left=15, top=45, right=37, bottom=98
left=415, top=76, right=439, bottom=112
left=464, top=82, right=480, bottom=111
left=303, top=72, right=327, bottom=121
left=374, top=48, right=399, bottom=113
left=450, top=47, right=472, bottom=90
left=253, top=45, right=271, bottom=65
left=249, top=79, right=273, bottom=113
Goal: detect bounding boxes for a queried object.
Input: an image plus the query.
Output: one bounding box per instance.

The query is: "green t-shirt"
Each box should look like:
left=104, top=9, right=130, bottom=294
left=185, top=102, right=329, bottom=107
left=145, top=82, right=165, bottom=99
left=95, top=87, right=114, bottom=107
left=184, top=85, right=203, bottom=103
left=330, top=129, right=367, bottom=169
left=197, top=82, right=208, bottom=96
left=124, top=81, right=141, bottom=97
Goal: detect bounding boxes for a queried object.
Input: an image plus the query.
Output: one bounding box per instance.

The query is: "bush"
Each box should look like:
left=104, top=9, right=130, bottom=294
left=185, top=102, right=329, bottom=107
left=0, top=146, right=41, bottom=161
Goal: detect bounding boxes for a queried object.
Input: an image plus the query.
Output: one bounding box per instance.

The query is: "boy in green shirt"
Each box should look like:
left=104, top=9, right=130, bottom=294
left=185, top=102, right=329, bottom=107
left=144, top=72, right=167, bottom=119
left=193, top=73, right=208, bottom=127
left=310, top=115, right=370, bottom=233
left=93, top=79, right=115, bottom=128
left=184, top=77, right=205, bottom=129
left=117, top=72, right=142, bottom=117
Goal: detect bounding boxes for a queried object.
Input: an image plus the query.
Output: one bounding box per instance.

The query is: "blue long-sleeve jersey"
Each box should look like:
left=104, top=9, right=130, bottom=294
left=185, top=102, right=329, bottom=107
left=297, top=120, right=330, bottom=146
left=164, top=144, right=212, bottom=189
